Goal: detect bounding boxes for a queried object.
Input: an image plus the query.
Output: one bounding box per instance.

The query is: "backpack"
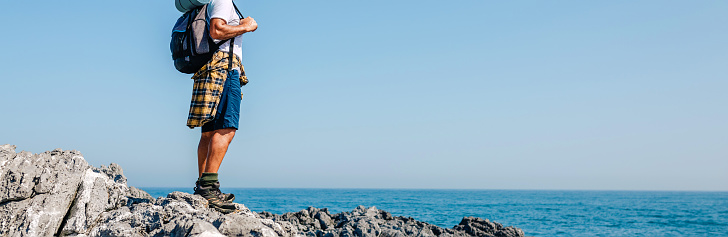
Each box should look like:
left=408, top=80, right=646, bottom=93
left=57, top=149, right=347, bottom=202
left=171, top=4, right=242, bottom=74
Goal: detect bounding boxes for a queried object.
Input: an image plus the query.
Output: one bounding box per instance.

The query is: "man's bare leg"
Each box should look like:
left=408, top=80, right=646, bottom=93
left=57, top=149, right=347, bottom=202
left=198, top=128, right=237, bottom=177
left=197, top=131, right=214, bottom=177
left=195, top=128, right=237, bottom=212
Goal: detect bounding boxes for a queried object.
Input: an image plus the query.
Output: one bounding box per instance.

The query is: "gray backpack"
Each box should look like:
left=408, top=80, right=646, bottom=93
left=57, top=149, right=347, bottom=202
left=171, top=4, right=242, bottom=74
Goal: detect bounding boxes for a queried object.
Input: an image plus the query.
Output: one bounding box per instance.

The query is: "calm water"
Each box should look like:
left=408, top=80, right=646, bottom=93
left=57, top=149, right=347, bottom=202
left=141, top=188, right=728, bottom=236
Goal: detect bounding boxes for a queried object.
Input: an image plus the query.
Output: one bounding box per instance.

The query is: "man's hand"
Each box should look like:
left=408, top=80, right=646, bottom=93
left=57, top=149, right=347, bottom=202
left=240, top=17, right=258, bottom=32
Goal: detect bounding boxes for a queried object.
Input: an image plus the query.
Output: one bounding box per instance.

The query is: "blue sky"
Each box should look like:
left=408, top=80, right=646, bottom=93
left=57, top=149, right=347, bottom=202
left=1, top=1, right=726, bottom=190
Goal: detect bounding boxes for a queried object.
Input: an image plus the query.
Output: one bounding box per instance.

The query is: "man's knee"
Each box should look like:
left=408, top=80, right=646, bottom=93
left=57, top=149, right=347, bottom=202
left=211, top=128, right=237, bottom=144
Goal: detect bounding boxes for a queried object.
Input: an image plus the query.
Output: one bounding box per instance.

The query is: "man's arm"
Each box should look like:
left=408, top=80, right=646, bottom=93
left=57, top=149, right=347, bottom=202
left=209, top=17, right=258, bottom=40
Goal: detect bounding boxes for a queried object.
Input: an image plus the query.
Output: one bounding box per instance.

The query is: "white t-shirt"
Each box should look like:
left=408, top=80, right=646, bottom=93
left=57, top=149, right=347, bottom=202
left=207, top=0, right=243, bottom=63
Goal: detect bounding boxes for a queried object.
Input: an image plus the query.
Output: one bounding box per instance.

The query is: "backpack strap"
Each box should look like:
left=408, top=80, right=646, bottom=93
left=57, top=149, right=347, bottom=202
left=233, top=2, right=243, bottom=18
left=229, top=2, right=244, bottom=72
left=228, top=37, right=235, bottom=71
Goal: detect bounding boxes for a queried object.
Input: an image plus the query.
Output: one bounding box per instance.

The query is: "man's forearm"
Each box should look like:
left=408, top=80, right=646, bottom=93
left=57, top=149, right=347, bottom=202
left=210, top=23, right=251, bottom=41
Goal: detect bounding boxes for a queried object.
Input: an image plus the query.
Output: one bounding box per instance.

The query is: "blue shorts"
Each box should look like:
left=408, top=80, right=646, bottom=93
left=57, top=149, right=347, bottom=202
left=201, top=70, right=241, bottom=133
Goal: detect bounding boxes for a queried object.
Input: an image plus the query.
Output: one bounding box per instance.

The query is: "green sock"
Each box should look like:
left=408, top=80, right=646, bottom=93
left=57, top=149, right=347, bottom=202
left=198, top=172, right=218, bottom=187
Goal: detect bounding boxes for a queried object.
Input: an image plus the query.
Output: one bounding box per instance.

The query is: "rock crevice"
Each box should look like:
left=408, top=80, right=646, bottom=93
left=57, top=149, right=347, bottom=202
left=0, top=145, right=525, bottom=237
left=55, top=182, right=81, bottom=236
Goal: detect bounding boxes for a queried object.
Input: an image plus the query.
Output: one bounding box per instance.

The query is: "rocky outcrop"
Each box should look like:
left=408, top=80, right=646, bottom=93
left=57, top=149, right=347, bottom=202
left=259, top=207, right=524, bottom=237
left=0, top=145, right=525, bottom=237
left=0, top=145, right=291, bottom=237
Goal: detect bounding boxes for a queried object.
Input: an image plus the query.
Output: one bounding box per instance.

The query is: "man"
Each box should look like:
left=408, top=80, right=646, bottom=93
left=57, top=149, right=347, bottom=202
left=186, top=0, right=258, bottom=213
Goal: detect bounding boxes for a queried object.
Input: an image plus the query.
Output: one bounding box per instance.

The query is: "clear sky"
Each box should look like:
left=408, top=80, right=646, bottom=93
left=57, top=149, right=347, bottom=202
left=1, top=1, right=726, bottom=191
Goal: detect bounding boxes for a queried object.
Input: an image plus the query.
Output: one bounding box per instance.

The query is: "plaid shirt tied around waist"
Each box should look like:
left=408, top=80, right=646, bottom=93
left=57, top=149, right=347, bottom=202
left=187, top=51, right=247, bottom=129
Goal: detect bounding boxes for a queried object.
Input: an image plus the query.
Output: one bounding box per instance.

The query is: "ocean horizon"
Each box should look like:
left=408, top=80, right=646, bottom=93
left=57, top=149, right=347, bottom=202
left=140, top=188, right=728, bottom=236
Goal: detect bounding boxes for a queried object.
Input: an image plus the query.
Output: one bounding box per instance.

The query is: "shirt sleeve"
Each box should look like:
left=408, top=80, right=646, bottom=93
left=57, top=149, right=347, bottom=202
left=208, top=0, right=232, bottom=23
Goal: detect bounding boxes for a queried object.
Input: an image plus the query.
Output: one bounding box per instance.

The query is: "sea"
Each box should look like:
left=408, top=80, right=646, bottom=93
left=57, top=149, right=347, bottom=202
left=141, top=188, right=728, bottom=236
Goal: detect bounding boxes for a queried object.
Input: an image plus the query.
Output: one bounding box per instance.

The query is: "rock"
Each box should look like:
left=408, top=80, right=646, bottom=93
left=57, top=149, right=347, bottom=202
left=60, top=164, right=131, bottom=235
left=0, top=145, right=526, bottom=237
left=189, top=221, right=226, bottom=237
left=453, top=217, right=525, bottom=237
left=264, top=206, right=525, bottom=237
left=315, top=210, right=334, bottom=230
left=0, top=145, right=91, bottom=236
left=128, top=186, right=155, bottom=205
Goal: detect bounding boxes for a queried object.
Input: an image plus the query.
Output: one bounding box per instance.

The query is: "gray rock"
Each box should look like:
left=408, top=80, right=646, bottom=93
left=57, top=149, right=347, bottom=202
left=315, top=209, right=334, bottom=230
left=0, top=146, right=91, bottom=236
left=188, top=221, right=225, bottom=237
left=264, top=205, right=525, bottom=237
left=85, top=191, right=292, bottom=237
left=128, top=186, right=155, bottom=205
left=60, top=163, right=131, bottom=235
left=452, top=217, right=525, bottom=237
left=0, top=145, right=526, bottom=237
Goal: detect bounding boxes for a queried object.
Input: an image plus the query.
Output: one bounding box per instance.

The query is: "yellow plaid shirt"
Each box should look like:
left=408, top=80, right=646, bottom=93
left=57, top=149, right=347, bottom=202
left=187, top=51, right=247, bottom=128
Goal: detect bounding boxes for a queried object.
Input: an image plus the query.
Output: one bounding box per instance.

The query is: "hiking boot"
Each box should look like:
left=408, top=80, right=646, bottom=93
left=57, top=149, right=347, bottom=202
left=195, top=181, right=235, bottom=203
left=211, top=181, right=236, bottom=203
left=194, top=184, right=238, bottom=214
